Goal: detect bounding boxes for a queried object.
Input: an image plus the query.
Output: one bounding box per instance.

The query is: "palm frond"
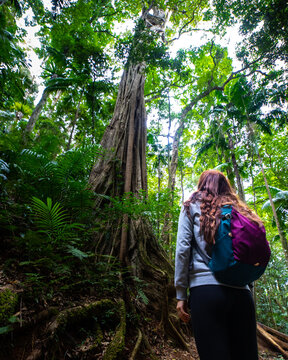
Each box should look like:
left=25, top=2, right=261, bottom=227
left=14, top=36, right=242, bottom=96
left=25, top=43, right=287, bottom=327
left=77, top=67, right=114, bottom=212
left=214, top=163, right=230, bottom=171
left=254, top=117, right=272, bottom=135
left=194, top=138, right=215, bottom=164
left=45, top=77, right=80, bottom=92
left=31, top=197, right=69, bottom=238
left=0, top=159, right=9, bottom=180
left=262, top=199, right=271, bottom=210
left=273, top=191, right=288, bottom=201
left=254, top=185, right=282, bottom=193
left=0, top=110, right=15, bottom=121
left=46, top=46, right=67, bottom=66
left=262, top=190, right=288, bottom=210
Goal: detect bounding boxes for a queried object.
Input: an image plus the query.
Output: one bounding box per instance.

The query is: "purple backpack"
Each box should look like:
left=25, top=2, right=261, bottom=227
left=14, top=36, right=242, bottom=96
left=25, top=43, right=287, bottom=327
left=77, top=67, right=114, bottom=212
left=199, top=206, right=271, bottom=286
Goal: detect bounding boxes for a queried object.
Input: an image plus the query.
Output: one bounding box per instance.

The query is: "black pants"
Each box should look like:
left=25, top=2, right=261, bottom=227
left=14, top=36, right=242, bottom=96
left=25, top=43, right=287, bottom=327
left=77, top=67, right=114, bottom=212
left=189, top=285, right=258, bottom=360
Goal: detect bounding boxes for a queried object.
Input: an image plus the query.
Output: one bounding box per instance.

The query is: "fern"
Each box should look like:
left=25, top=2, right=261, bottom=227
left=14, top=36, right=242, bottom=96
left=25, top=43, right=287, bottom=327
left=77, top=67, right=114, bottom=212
left=31, top=197, right=69, bottom=240
left=136, top=288, right=149, bottom=305
left=0, top=159, right=9, bottom=181
left=66, top=245, right=89, bottom=260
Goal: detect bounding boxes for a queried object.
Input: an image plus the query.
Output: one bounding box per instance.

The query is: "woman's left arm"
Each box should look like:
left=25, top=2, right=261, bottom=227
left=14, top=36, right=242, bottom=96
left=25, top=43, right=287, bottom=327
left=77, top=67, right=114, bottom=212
left=174, top=206, right=193, bottom=301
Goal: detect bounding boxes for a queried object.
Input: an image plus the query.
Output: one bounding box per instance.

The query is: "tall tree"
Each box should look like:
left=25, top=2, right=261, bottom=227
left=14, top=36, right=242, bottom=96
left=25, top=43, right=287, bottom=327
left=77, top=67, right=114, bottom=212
left=23, top=0, right=118, bottom=143
left=88, top=1, right=209, bottom=352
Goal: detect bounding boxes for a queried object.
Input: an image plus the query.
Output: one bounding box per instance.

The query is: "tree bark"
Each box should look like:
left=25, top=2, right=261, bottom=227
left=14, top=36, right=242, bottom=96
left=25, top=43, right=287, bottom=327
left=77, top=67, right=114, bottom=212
left=227, top=130, right=246, bottom=202
left=180, top=165, right=184, bottom=203
left=89, top=62, right=148, bottom=198
left=157, top=150, right=161, bottom=238
left=249, top=153, right=258, bottom=214
left=161, top=92, right=174, bottom=250
left=24, top=89, right=49, bottom=138
left=88, top=6, right=168, bottom=273
left=66, top=90, right=83, bottom=151
left=89, top=62, right=149, bottom=267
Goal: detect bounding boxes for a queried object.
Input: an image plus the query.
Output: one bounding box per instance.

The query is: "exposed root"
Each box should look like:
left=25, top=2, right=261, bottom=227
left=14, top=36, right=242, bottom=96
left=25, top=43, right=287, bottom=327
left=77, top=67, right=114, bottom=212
left=25, top=349, right=42, bottom=360
left=166, top=314, right=193, bottom=355
left=46, top=299, right=115, bottom=336
left=22, top=299, right=124, bottom=360
left=129, top=328, right=143, bottom=360
left=142, top=332, right=160, bottom=360
left=103, top=299, right=126, bottom=360
left=259, top=322, right=288, bottom=344
left=257, top=323, right=288, bottom=359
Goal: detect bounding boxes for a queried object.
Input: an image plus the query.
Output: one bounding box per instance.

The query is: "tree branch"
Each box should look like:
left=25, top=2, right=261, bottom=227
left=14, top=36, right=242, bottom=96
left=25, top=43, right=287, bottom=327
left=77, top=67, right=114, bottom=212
left=94, top=29, right=118, bottom=39
left=145, top=79, right=197, bottom=103
left=181, top=56, right=265, bottom=119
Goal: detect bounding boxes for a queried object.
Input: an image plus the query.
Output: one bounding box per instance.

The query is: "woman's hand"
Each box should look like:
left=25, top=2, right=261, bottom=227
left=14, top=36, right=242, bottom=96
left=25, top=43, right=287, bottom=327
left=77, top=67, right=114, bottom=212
left=176, top=300, right=191, bottom=323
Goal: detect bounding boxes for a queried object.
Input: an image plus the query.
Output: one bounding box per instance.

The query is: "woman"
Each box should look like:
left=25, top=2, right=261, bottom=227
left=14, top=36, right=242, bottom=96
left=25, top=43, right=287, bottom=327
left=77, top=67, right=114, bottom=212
left=175, top=170, right=261, bottom=360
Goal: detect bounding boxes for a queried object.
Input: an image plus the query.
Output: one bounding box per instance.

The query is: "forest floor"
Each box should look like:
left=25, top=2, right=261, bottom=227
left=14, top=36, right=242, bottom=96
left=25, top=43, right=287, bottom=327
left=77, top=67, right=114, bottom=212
left=0, top=268, right=285, bottom=360
left=148, top=328, right=283, bottom=360
left=153, top=341, right=282, bottom=360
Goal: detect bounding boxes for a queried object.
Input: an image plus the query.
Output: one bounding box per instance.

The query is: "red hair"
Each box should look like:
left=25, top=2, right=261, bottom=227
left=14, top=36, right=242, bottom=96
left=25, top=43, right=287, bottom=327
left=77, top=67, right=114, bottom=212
left=184, top=170, right=262, bottom=245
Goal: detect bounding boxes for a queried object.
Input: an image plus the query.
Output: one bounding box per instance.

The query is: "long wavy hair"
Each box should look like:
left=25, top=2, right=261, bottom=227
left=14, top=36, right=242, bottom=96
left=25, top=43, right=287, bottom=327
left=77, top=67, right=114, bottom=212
left=184, top=170, right=263, bottom=245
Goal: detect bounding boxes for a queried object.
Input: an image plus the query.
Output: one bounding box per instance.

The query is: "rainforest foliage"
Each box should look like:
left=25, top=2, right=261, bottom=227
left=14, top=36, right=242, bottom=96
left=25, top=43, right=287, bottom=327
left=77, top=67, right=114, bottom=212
left=0, top=0, right=288, bottom=356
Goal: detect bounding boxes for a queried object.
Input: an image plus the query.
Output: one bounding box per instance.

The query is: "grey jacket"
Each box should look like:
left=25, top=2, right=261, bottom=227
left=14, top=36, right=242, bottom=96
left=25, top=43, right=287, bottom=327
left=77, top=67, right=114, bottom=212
left=174, top=202, right=248, bottom=300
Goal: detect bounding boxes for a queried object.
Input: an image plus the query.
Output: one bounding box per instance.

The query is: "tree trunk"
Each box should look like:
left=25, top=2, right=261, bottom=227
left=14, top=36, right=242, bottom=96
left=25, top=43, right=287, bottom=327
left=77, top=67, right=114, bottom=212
left=162, top=82, right=241, bottom=210
left=87, top=9, right=193, bottom=353
left=89, top=62, right=148, bottom=198
left=227, top=130, right=246, bottom=202
left=89, top=62, right=149, bottom=265
left=88, top=6, right=172, bottom=273
left=180, top=165, right=184, bottom=203
left=249, top=153, right=258, bottom=214
left=161, top=92, right=174, bottom=251
left=66, top=90, right=83, bottom=150
left=88, top=58, right=179, bottom=350
left=157, top=150, right=162, bottom=239
left=24, top=89, right=49, bottom=138
left=257, top=152, right=288, bottom=263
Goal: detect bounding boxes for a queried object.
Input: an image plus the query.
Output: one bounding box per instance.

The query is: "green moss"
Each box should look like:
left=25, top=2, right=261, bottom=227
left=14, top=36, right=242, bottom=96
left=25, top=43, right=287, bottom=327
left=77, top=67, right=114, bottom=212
left=56, top=299, right=116, bottom=332
left=90, top=322, right=103, bottom=350
left=103, top=299, right=126, bottom=360
left=51, top=298, right=126, bottom=359
left=0, top=289, right=18, bottom=326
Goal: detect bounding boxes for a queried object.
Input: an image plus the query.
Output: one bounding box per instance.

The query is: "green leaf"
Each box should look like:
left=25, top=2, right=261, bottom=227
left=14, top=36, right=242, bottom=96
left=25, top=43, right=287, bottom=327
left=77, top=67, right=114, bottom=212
left=0, top=325, right=13, bottom=335
left=66, top=245, right=89, bottom=260
left=31, top=196, right=69, bottom=237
